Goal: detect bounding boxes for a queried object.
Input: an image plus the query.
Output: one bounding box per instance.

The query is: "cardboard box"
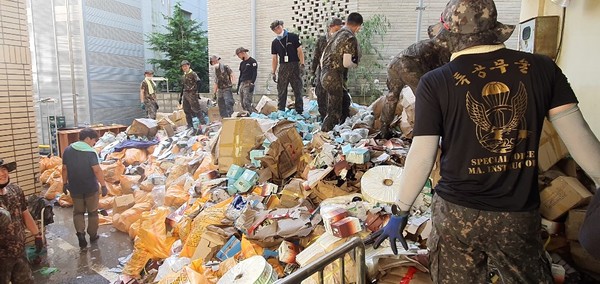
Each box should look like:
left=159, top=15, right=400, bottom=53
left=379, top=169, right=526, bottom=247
left=169, top=110, right=188, bottom=127
left=565, top=208, right=587, bottom=241
left=261, top=121, right=304, bottom=182
left=322, top=208, right=349, bottom=235
left=570, top=241, right=600, bottom=274
left=192, top=231, right=227, bottom=261
left=541, top=217, right=563, bottom=235
left=256, top=95, right=278, bottom=115
left=233, top=169, right=259, bottom=193
left=112, top=194, right=135, bottom=214
left=331, top=216, right=362, bottom=238
left=157, top=117, right=175, bottom=137
left=538, top=119, right=569, bottom=172
left=208, top=106, right=221, bottom=122
left=540, top=176, right=592, bottom=220
left=127, top=118, right=158, bottom=137
left=346, top=148, right=370, bottom=164
left=217, top=118, right=268, bottom=173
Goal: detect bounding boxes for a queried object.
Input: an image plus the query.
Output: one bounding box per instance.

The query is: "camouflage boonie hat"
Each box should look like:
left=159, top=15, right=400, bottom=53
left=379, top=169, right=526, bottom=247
left=436, top=0, right=515, bottom=48
left=180, top=60, right=190, bottom=66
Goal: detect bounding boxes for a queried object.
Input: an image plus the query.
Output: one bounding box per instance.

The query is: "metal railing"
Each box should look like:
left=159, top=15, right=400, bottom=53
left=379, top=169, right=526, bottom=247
left=275, top=237, right=367, bottom=284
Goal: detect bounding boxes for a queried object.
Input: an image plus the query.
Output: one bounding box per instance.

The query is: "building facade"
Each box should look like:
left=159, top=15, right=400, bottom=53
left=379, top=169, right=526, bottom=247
left=27, top=0, right=207, bottom=144
left=207, top=0, right=521, bottom=100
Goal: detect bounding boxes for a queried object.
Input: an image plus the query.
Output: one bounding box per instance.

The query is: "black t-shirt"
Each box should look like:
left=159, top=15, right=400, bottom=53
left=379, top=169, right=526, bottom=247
left=271, top=32, right=302, bottom=64
left=414, top=48, right=578, bottom=211
left=62, top=146, right=100, bottom=196
left=239, top=57, right=258, bottom=83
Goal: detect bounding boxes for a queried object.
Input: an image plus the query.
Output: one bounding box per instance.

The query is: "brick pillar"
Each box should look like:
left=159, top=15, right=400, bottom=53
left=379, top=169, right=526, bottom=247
left=0, top=0, right=40, bottom=197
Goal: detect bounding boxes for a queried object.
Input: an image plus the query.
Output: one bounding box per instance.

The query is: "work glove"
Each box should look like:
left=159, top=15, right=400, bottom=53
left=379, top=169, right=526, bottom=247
left=372, top=205, right=409, bottom=255
left=63, top=183, right=70, bottom=195
left=271, top=73, right=277, bottom=83
left=101, top=185, right=108, bottom=197
left=35, top=234, right=44, bottom=253
left=140, top=103, right=145, bottom=110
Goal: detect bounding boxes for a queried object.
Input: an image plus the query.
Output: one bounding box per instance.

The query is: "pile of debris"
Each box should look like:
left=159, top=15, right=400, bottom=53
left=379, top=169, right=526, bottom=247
left=36, top=95, right=599, bottom=283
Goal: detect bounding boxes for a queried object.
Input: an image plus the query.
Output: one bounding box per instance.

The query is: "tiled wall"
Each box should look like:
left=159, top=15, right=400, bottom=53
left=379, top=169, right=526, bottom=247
left=0, top=0, right=40, bottom=197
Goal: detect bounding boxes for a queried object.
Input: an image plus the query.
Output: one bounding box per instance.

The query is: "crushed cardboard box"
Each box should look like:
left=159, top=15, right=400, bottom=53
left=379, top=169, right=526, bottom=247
left=540, top=176, right=592, bottom=220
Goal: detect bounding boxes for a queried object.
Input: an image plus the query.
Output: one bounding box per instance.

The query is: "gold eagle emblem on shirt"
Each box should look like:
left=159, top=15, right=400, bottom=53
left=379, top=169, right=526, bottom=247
left=466, top=81, right=528, bottom=153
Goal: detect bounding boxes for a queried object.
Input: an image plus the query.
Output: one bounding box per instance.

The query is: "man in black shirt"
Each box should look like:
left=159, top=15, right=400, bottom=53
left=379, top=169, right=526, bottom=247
left=372, top=0, right=600, bottom=282
left=270, top=20, right=305, bottom=114
left=311, top=18, right=343, bottom=120
left=62, top=128, right=107, bottom=248
left=236, top=47, right=258, bottom=113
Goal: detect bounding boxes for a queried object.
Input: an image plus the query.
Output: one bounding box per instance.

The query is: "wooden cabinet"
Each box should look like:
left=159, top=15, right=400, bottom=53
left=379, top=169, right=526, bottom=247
left=57, top=125, right=128, bottom=156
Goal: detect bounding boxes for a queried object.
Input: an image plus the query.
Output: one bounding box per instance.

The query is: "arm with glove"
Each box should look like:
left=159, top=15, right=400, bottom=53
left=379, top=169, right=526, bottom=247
left=92, top=165, right=108, bottom=197
left=372, top=135, right=439, bottom=254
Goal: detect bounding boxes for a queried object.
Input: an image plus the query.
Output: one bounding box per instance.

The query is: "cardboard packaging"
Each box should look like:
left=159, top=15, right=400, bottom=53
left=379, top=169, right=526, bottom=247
left=570, top=241, right=600, bottom=274
left=192, top=231, right=227, bottom=261
left=216, top=236, right=241, bottom=261
left=346, top=148, right=370, bottom=164
left=128, top=118, right=158, bottom=137
left=218, top=118, right=268, bottom=173
left=157, top=117, right=176, bottom=137
left=249, top=150, right=266, bottom=167
left=261, top=121, right=304, bottom=182
left=233, top=169, right=259, bottom=193
left=540, top=176, right=592, bottom=220
left=538, top=119, right=569, bottom=172
left=278, top=240, right=299, bottom=264
left=322, top=208, right=349, bottom=235
left=331, top=216, right=362, bottom=238
left=113, top=194, right=135, bottom=214
left=256, top=95, right=278, bottom=115
left=541, top=218, right=563, bottom=235
left=565, top=208, right=587, bottom=241
left=226, top=164, right=245, bottom=180
left=168, top=110, right=188, bottom=127
left=208, top=106, right=221, bottom=122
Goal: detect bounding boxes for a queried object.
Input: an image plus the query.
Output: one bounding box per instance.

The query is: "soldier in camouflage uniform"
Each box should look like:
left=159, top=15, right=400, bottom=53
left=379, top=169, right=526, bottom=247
left=379, top=25, right=451, bottom=138
left=270, top=20, right=305, bottom=114
left=319, top=13, right=363, bottom=132
left=179, top=60, right=204, bottom=131
left=372, top=0, right=600, bottom=283
left=210, top=55, right=235, bottom=118
left=311, top=18, right=344, bottom=120
left=0, top=159, right=43, bottom=284
left=140, top=70, right=158, bottom=119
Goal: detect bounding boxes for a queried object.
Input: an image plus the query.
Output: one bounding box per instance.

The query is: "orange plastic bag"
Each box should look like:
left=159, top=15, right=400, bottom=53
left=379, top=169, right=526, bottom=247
left=99, top=214, right=113, bottom=226
left=129, top=219, right=141, bottom=239
left=134, top=190, right=154, bottom=205
left=120, top=175, right=141, bottom=194
left=58, top=194, right=73, bottom=207
left=114, top=202, right=153, bottom=232
left=123, top=148, right=148, bottom=166
left=106, top=151, right=125, bottom=160
left=106, top=183, right=122, bottom=196
left=165, top=184, right=189, bottom=208
left=137, top=207, right=174, bottom=259
left=44, top=178, right=63, bottom=200
left=146, top=145, right=157, bottom=156
left=241, top=235, right=264, bottom=259
left=193, top=156, right=218, bottom=180
left=101, top=160, right=125, bottom=183
left=39, top=166, right=62, bottom=184
left=122, top=246, right=151, bottom=277
left=39, top=156, right=62, bottom=173
left=98, top=196, right=115, bottom=210
left=166, top=164, right=189, bottom=188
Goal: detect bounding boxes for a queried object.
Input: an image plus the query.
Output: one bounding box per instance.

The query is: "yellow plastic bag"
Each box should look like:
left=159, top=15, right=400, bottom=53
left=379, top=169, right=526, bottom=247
left=98, top=196, right=114, bottom=210
left=180, top=198, right=232, bottom=258
left=114, top=202, right=153, bottom=233
left=101, top=160, right=125, bottom=183
left=193, top=156, right=218, bottom=180
left=241, top=235, right=264, bottom=259
left=40, top=166, right=62, bottom=184
left=165, top=184, right=189, bottom=208
left=122, top=246, right=151, bottom=277
left=44, top=178, right=63, bottom=200
left=137, top=207, right=174, bottom=259
left=120, top=175, right=141, bottom=194
left=39, top=156, right=62, bottom=173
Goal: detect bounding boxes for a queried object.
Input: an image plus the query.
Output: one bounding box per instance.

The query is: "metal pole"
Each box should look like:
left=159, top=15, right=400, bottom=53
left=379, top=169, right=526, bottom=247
left=66, top=0, right=78, bottom=126
left=251, top=0, right=256, bottom=58
left=50, top=0, right=65, bottom=115
left=416, top=0, right=425, bottom=42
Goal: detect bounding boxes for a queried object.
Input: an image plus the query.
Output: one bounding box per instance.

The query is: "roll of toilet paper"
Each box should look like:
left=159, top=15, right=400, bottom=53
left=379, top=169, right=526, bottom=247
left=360, top=165, right=403, bottom=204
left=217, top=255, right=277, bottom=284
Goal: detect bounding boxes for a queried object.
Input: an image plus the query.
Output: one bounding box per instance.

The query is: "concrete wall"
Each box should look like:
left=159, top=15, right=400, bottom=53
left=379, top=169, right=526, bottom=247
left=0, top=0, right=40, bottom=196
left=521, top=0, right=600, bottom=136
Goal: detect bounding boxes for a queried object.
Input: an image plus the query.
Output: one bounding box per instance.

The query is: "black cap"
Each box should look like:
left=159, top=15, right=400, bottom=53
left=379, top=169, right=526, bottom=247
left=0, top=159, right=16, bottom=172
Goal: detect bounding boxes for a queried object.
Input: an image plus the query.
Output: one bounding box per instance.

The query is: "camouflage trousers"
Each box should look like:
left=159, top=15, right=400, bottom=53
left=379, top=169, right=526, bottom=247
left=320, top=69, right=351, bottom=132
left=144, top=98, right=158, bottom=119
left=277, top=62, right=303, bottom=113
left=428, top=194, right=553, bottom=284
left=182, top=92, right=204, bottom=128
left=0, top=256, right=34, bottom=284
left=217, top=87, right=234, bottom=118
left=313, top=67, right=327, bottom=120
left=239, top=80, right=256, bottom=113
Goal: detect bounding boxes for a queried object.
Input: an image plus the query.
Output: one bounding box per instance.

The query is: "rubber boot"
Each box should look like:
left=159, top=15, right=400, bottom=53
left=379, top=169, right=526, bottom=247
left=76, top=232, right=87, bottom=248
